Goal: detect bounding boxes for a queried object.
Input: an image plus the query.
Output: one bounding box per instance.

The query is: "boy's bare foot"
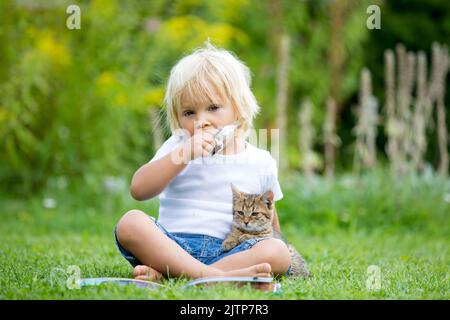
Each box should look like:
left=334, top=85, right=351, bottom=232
left=222, top=262, right=272, bottom=278
left=132, top=263, right=274, bottom=291
left=226, top=263, right=273, bottom=292
left=196, top=263, right=274, bottom=292
left=132, top=265, right=164, bottom=282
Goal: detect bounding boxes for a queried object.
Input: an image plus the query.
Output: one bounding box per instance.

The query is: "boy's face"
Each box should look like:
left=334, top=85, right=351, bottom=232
left=178, top=86, right=239, bottom=137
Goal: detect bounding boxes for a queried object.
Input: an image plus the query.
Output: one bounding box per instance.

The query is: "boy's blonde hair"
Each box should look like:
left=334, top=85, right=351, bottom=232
left=163, top=42, right=260, bottom=139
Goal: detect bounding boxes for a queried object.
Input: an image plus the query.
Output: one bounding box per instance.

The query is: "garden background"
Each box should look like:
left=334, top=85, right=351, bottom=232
left=0, top=0, right=449, bottom=299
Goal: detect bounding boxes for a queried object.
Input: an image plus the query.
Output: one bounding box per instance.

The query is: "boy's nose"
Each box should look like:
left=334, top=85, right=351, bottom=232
left=195, top=120, right=213, bottom=130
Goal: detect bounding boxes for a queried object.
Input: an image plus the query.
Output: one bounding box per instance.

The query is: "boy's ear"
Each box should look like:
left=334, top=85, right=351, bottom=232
left=230, top=183, right=242, bottom=201
left=260, top=190, right=274, bottom=209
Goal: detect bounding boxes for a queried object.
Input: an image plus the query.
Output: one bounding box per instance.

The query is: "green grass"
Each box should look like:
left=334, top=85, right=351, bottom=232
left=1, top=169, right=449, bottom=299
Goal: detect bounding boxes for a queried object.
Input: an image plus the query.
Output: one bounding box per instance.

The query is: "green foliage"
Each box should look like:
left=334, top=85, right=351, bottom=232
left=0, top=0, right=448, bottom=194
left=0, top=0, right=261, bottom=194
left=278, top=169, right=450, bottom=235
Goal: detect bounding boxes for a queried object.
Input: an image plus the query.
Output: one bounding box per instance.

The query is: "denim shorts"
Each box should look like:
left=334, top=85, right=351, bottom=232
left=114, top=215, right=291, bottom=275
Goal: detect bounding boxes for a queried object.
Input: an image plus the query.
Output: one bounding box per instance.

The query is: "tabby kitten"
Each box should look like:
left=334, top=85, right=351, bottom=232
left=222, top=183, right=311, bottom=279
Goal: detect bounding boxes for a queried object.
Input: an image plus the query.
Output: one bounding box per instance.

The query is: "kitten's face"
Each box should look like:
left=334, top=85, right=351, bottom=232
left=230, top=183, right=274, bottom=232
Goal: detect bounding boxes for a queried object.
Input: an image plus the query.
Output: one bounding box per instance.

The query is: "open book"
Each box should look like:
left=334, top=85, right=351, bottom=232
left=78, top=276, right=281, bottom=293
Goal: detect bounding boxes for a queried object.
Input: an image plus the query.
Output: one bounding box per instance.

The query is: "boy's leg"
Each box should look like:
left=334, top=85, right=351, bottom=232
left=209, top=238, right=292, bottom=275
left=116, top=210, right=271, bottom=279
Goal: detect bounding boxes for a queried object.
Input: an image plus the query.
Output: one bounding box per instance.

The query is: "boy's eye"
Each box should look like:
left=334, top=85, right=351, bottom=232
left=208, top=105, right=220, bottom=111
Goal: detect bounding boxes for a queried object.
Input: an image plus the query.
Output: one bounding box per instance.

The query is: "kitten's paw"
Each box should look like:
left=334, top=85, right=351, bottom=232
left=221, top=240, right=238, bottom=252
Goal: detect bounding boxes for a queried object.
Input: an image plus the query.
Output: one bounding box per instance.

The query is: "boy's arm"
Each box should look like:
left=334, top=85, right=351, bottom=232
left=131, top=128, right=218, bottom=201
left=130, top=144, right=187, bottom=201
left=272, top=205, right=281, bottom=233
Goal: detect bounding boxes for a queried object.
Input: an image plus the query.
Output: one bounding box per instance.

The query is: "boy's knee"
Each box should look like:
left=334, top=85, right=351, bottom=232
left=116, top=209, right=148, bottom=245
left=260, top=238, right=291, bottom=267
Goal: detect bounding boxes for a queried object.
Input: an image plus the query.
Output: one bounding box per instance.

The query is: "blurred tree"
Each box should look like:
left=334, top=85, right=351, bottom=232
left=285, top=0, right=371, bottom=171
left=364, top=0, right=450, bottom=167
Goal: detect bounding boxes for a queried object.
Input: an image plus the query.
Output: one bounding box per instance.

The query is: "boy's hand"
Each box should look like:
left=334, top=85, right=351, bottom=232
left=181, top=127, right=219, bottom=162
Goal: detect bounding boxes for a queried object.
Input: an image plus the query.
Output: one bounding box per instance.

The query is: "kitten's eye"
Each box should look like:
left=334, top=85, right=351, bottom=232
left=236, top=211, right=244, bottom=216
left=251, top=212, right=260, bottom=216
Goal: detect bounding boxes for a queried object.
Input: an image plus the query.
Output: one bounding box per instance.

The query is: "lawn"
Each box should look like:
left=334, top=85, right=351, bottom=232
left=1, top=170, right=449, bottom=299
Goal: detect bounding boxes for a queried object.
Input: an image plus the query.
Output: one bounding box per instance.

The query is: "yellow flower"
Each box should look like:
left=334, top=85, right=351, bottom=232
left=143, top=87, right=164, bottom=106
left=160, top=16, right=249, bottom=49
left=162, top=16, right=204, bottom=45
left=96, top=71, right=117, bottom=88
left=36, top=31, right=71, bottom=69
left=115, top=93, right=128, bottom=106
left=205, top=24, right=248, bottom=47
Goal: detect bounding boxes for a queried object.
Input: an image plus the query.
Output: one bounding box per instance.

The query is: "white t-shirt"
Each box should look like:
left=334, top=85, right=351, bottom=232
left=148, top=132, right=284, bottom=239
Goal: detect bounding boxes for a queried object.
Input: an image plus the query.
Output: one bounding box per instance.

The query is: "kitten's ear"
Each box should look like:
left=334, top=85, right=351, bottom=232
left=230, top=183, right=242, bottom=201
left=260, top=190, right=274, bottom=209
